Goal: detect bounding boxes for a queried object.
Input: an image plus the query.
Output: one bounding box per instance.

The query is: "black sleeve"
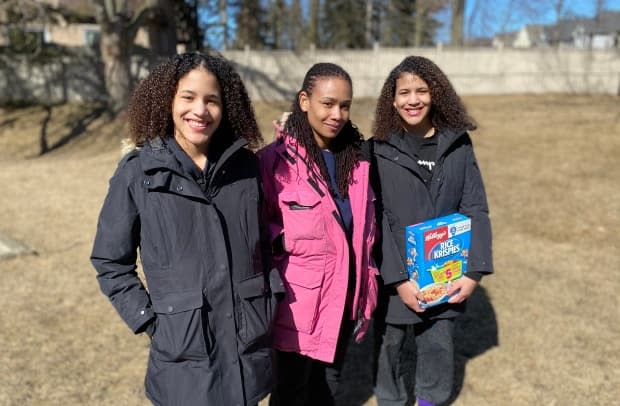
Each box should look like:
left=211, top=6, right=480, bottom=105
left=90, top=155, right=155, bottom=334
left=368, top=138, right=409, bottom=285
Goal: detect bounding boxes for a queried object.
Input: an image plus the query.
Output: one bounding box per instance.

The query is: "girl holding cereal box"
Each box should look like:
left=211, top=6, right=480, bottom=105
left=369, top=56, right=494, bottom=406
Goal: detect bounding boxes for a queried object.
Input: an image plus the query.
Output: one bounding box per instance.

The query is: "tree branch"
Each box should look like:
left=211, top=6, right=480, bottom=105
left=127, top=1, right=160, bottom=38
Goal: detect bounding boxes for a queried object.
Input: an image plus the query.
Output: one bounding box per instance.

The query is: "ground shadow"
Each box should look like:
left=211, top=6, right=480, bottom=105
left=448, top=285, right=499, bottom=404
left=337, top=285, right=498, bottom=406
left=0, top=117, right=17, bottom=129
left=36, top=104, right=108, bottom=156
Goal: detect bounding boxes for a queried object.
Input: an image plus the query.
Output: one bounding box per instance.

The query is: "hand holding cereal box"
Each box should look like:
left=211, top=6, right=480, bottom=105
left=406, top=213, right=471, bottom=309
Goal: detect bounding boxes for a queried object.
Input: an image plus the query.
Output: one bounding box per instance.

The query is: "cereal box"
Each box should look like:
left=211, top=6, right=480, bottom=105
left=405, top=213, right=471, bottom=309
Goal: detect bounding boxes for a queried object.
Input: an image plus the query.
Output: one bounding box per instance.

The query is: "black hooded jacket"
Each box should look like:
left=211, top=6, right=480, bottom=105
left=370, top=129, right=493, bottom=324
left=91, top=136, right=282, bottom=406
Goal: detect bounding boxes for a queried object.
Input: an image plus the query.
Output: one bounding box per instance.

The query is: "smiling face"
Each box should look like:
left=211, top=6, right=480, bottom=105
left=172, top=67, right=223, bottom=156
left=300, top=76, right=352, bottom=150
left=392, top=72, right=433, bottom=136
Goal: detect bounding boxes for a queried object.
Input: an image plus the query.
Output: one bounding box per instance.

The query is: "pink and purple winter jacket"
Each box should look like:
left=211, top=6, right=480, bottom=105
left=257, top=130, right=379, bottom=363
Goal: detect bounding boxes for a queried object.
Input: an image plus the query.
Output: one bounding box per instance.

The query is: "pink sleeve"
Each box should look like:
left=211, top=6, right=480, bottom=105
left=257, top=147, right=284, bottom=243
left=355, top=186, right=380, bottom=343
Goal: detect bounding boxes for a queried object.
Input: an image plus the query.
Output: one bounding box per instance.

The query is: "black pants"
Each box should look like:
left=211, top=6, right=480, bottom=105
left=269, top=318, right=354, bottom=406
left=374, top=318, right=455, bottom=406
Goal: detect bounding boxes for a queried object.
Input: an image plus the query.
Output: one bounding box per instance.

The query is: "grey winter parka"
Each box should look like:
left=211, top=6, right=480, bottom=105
left=370, top=129, right=494, bottom=324
left=91, top=137, right=281, bottom=406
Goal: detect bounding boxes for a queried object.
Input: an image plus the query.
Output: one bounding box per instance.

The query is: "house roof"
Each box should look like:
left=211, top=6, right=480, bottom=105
left=523, top=24, right=550, bottom=38
left=494, top=31, right=517, bottom=42
left=590, top=11, right=620, bottom=34
left=495, top=10, right=620, bottom=45
left=554, top=11, right=620, bottom=40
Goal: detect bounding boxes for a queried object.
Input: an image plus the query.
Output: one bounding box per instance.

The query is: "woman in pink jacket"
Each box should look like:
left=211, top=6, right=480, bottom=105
left=258, top=62, right=379, bottom=405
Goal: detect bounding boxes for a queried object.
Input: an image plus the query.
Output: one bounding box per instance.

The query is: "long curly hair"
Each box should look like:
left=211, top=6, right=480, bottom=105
left=373, top=55, right=476, bottom=141
left=284, top=63, right=363, bottom=198
left=127, top=52, right=262, bottom=150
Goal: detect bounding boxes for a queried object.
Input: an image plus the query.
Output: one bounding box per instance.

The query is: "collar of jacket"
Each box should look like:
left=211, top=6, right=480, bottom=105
left=385, top=127, right=464, bottom=156
left=375, top=128, right=466, bottom=162
left=139, top=136, right=249, bottom=202
left=272, top=129, right=329, bottom=192
left=140, top=136, right=247, bottom=172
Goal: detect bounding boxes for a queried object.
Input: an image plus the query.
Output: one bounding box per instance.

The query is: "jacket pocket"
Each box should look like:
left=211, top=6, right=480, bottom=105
left=276, top=267, right=324, bottom=334
left=279, top=190, right=324, bottom=241
left=150, top=290, right=210, bottom=362
left=236, top=273, right=272, bottom=352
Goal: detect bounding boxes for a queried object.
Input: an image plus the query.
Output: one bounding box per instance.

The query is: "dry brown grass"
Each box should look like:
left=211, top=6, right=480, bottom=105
left=0, top=94, right=618, bottom=405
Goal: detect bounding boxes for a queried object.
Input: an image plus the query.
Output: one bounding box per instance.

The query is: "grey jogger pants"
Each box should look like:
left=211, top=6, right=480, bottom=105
left=374, top=318, right=455, bottom=406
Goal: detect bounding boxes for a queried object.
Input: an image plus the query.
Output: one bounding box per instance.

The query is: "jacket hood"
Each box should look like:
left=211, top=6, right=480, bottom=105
left=134, top=136, right=248, bottom=174
left=120, top=137, right=139, bottom=157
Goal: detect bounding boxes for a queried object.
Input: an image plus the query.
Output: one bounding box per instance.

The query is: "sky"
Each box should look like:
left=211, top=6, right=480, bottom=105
left=435, top=0, right=620, bottom=43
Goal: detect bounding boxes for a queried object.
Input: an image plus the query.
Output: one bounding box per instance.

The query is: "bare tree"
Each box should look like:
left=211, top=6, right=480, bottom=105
left=380, top=0, right=416, bottom=46
left=267, top=0, right=286, bottom=48
left=232, top=0, right=265, bottom=49
left=550, top=0, right=565, bottom=45
left=146, top=0, right=177, bottom=61
left=365, top=0, right=373, bottom=47
left=91, top=0, right=167, bottom=113
left=450, top=0, right=464, bottom=46
left=593, top=0, right=607, bottom=47
left=322, top=0, right=366, bottom=48
left=219, top=0, right=229, bottom=49
left=309, top=0, right=320, bottom=47
left=412, top=0, right=447, bottom=47
left=0, top=0, right=64, bottom=56
left=287, top=0, right=306, bottom=50
left=414, top=0, right=427, bottom=46
left=176, top=0, right=202, bottom=52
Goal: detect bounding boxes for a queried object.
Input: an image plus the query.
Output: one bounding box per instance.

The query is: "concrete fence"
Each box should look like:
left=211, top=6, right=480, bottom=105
left=1, top=47, right=618, bottom=105
left=225, top=47, right=620, bottom=101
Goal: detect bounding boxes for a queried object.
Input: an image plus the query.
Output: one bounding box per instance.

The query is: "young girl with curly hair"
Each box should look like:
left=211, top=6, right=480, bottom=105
left=91, top=52, right=282, bottom=406
left=370, top=56, right=494, bottom=406
left=258, top=62, right=379, bottom=405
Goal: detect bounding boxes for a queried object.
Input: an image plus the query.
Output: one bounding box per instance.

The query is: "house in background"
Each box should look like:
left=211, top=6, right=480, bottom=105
left=0, top=0, right=151, bottom=51
left=492, top=31, right=517, bottom=48
left=494, top=10, right=620, bottom=49
left=577, top=11, right=620, bottom=48
left=513, top=24, right=549, bottom=48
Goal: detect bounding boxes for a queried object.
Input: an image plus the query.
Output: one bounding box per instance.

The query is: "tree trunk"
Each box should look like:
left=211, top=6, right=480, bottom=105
left=219, top=0, right=228, bottom=49
left=365, top=0, right=373, bottom=47
left=288, top=0, right=305, bottom=50
left=100, top=23, right=133, bottom=114
left=414, top=0, right=428, bottom=47
left=92, top=0, right=161, bottom=113
left=269, top=0, right=285, bottom=49
left=309, top=0, right=319, bottom=47
left=147, top=0, right=177, bottom=61
left=451, top=0, right=465, bottom=46
left=381, top=0, right=394, bottom=46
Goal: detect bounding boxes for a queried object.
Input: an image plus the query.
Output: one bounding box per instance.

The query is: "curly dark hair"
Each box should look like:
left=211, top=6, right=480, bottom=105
left=373, top=55, right=476, bottom=141
left=284, top=63, right=363, bottom=198
left=127, top=52, right=262, bottom=150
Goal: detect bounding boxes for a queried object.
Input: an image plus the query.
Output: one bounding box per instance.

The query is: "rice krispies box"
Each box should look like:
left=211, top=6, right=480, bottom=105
left=406, top=213, right=471, bottom=309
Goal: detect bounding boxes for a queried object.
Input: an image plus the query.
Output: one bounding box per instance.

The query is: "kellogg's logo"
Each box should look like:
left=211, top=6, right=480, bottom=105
left=425, top=230, right=447, bottom=242
left=424, top=226, right=448, bottom=252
